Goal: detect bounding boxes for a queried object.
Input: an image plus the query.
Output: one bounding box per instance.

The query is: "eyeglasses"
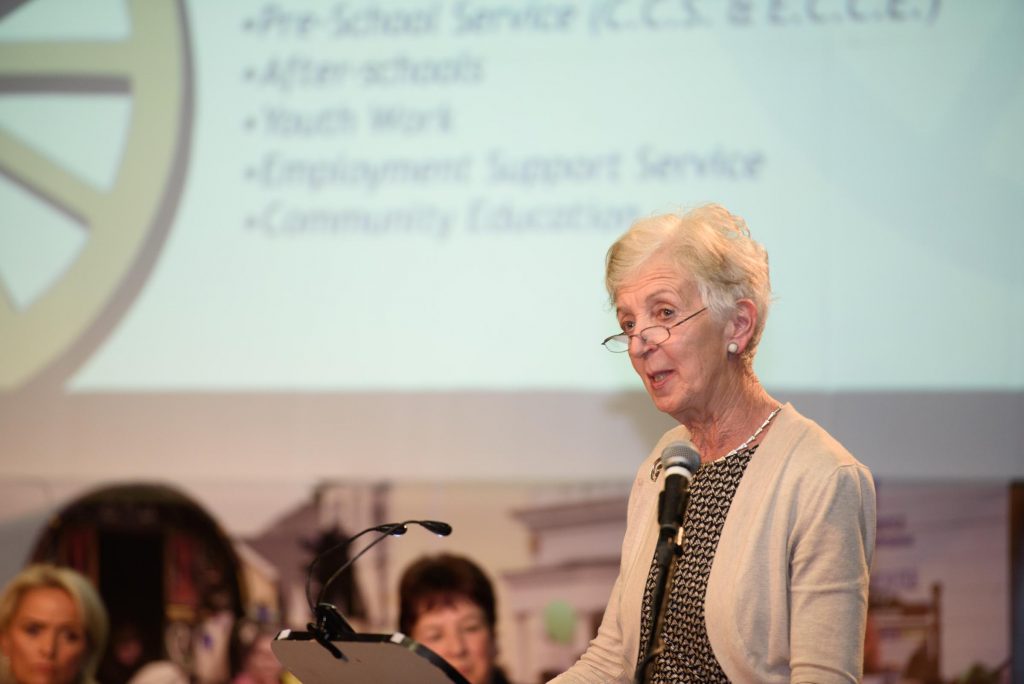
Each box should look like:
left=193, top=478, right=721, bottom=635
left=601, top=307, right=708, bottom=353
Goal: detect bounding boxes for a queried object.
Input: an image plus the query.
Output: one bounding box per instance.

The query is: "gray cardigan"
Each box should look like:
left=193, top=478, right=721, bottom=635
left=551, top=404, right=876, bottom=683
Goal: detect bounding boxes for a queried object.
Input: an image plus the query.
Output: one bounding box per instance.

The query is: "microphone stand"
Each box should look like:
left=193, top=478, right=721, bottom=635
left=304, top=520, right=453, bottom=659
left=634, top=498, right=684, bottom=684
left=634, top=441, right=698, bottom=684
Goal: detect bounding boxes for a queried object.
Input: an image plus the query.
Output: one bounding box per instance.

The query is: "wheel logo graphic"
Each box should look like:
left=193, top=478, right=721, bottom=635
left=0, top=0, right=192, bottom=392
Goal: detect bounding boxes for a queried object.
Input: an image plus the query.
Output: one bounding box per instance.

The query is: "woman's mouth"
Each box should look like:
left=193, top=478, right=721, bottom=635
left=31, top=665, right=57, bottom=681
left=648, top=370, right=671, bottom=388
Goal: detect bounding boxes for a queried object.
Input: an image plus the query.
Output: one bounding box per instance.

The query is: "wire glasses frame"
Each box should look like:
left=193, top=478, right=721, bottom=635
left=601, top=307, right=708, bottom=353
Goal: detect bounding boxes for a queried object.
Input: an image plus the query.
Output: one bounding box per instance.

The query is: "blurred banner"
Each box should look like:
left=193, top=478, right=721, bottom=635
left=0, top=477, right=1011, bottom=684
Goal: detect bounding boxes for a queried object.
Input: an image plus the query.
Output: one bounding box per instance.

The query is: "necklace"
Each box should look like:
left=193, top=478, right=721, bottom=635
left=724, top=405, right=783, bottom=459
left=650, top=405, right=784, bottom=481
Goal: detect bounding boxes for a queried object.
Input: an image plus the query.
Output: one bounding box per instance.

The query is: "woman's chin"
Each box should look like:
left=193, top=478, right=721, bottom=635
left=463, top=664, right=493, bottom=684
left=649, top=390, right=685, bottom=417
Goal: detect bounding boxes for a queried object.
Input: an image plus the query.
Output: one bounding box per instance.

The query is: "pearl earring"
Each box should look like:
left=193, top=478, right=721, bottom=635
left=727, top=342, right=739, bottom=354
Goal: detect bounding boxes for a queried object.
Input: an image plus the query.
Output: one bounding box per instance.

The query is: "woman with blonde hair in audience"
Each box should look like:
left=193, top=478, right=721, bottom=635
left=0, top=564, right=108, bottom=684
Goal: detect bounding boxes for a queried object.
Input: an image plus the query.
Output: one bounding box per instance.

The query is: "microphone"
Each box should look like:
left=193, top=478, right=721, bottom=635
left=416, top=520, right=453, bottom=536
left=657, top=441, right=701, bottom=541
left=304, top=520, right=454, bottom=652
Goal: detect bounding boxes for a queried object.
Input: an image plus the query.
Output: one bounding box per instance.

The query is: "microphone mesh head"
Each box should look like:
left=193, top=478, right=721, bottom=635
left=419, top=520, right=453, bottom=536
left=661, top=441, right=701, bottom=475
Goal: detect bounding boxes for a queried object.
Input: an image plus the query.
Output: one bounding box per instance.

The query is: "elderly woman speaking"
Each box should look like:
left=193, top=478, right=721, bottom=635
left=551, top=205, right=876, bottom=683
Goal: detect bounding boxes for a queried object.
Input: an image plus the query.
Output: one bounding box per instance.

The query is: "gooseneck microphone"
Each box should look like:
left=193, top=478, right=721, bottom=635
left=637, top=440, right=701, bottom=684
left=304, top=519, right=453, bottom=658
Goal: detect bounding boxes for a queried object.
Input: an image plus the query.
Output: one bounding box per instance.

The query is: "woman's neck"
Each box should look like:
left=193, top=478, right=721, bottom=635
left=683, top=371, right=779, bottom=462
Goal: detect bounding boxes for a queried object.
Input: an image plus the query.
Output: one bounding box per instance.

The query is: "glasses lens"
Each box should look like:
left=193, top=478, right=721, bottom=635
left=603, top=335, right=629, bottom=353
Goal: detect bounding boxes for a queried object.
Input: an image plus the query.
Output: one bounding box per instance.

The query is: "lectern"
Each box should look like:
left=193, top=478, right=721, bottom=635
left=272, top=629, right=470, bottom=684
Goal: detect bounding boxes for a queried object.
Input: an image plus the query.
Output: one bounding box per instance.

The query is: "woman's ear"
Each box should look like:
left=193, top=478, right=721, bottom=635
left=725, top=299, right=758, bottom=354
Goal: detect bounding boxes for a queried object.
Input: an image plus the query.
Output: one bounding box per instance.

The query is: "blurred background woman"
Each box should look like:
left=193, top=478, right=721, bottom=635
left=0, top=564, right=108, bottom=684
left=399, top=553, right=510, bottom=684
left=229, top=620, right=284, bottom=684
left=551, top=204, right=876, bottom=683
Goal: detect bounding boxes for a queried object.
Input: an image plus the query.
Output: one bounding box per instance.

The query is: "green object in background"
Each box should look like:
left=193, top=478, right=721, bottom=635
left=543, top=600, right=576, bottom=645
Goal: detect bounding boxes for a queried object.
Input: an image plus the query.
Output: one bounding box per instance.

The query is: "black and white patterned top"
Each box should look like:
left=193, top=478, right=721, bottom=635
left=636, top=445, right=756, bottom=683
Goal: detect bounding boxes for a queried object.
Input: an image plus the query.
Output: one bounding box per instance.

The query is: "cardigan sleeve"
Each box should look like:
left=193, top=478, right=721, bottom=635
left=788, top=461, right=876, bottom=684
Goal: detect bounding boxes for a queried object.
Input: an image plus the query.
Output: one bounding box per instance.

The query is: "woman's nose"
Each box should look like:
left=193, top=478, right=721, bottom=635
left=629, top=331, right=655, bottom=357
left=41, top=633, right=58, bottom=659
left=442, top=633, right=468, bottom=658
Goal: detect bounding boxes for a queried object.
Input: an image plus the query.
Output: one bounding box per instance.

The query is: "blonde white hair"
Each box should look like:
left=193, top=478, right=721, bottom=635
left=605, top=204, right=772, bottom=358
